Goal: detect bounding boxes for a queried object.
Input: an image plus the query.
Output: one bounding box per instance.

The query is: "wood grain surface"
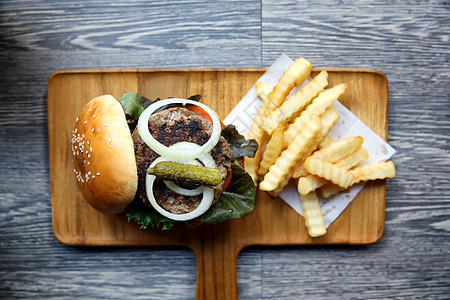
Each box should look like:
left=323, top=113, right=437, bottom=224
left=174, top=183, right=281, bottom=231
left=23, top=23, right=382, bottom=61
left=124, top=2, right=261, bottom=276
left=1, top=0, right=449, bottom=299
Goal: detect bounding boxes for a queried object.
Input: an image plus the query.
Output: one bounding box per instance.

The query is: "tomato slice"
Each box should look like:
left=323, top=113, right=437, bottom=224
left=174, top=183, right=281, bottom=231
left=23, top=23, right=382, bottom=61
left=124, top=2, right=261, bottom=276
left=222, top=171, right=232, bottom=192
left=186, top=104, right=226, bottom=130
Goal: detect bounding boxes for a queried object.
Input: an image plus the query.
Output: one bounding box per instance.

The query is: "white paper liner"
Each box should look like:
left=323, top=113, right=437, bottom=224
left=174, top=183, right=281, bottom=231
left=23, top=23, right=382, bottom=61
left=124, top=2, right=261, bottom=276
left=223, top=54, right=396, bottom=228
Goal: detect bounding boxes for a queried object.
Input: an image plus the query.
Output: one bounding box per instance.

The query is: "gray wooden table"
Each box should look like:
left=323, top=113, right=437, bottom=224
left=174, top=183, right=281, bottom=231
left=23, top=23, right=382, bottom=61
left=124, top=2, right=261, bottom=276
left=1, top=0, right=449, bottom=299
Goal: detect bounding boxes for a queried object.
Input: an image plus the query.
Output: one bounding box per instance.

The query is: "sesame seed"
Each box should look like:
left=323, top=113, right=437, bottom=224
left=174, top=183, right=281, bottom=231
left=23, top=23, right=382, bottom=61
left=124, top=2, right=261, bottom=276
left=91, top=128, right=94, bottom=132
left=93, top=114, right=96, bottom=118
left=96, top=173, right=100, bottom=176
left=87, top=162, right=91, bottom=165
left=90, top=147, right=93, bottom=152
left=87, top=108, right=91, bottom=113
left=84, top=121, right=87, bottom=125
left=75, top=117, right=79, bottom=122
left=104, top=122, right=108, bottom=127
left=87, top=140, right=90, bottom=145
left=92, top=175, right=95, bottom=179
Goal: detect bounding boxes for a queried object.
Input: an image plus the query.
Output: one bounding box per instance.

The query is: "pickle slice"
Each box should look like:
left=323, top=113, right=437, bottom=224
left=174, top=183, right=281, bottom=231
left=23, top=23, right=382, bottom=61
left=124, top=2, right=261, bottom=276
left=147, top=161, right=222, bottom=189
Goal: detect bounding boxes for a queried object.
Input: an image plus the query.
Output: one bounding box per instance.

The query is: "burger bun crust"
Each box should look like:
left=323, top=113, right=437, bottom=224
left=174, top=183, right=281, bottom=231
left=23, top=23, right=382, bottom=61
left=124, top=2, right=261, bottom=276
left=71, top=94, right=138, bottom=214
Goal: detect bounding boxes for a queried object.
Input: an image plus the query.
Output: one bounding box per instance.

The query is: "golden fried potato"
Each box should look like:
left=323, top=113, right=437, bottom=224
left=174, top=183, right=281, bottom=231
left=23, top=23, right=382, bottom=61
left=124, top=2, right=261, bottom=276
left=318, top=135, right=333, bottom=149
left=292, top=108, right=339, bottom=179
left=298, top=175, right=328, bottom=195
left=283, top=83, right=347, bottom=148
left=300, top=191, right=327, bottom=237
left=255, top=82, right=272, bottom=101
left=312, top=136, right=364, bottom=162
left=258, top=124, right=283, bottom=176
left=259, top=115, right=322, bottom=192
left=304, top=157, right=353, bottom=189
left=244, top=123, right=267, bottom=185
left=265, top=57, right=312, bottom=111
left=257, top=71, right=328, bottom=134
left=350, top=161, right=396, bottom=184
left=267, top=169, right=294, bottom=198
left=319, top=147, right=369, bottom=198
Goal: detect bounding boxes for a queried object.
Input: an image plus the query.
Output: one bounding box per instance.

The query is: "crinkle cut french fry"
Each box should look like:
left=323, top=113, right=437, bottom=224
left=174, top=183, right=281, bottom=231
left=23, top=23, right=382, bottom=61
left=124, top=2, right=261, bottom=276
left=259, top=115, right=322, bottom=192
left=292, top=108, right=339, bottom=179
left=246, top=81, right=275, bottom=183
left=255, top=82, right=273, bottom=118
left=322, top=161, right=395, bottom=198
left=298, top=136, right=363, bottom=180
left=318, top=107, right=340, bottom=136
left=312, top=136, right=364, bottom=162
left=304, top=157, right=353, bottom=189
left=296, top=112, right=347, bottom=189
left=255, top=82, right=272, bottom=102
left=300, top=191, right=326, bottom=237
left=298, top=175, right=328, bottom=195
left=292, top=165, right=309, bottom=179
left=292, top=126, right=333, bottom=181
left=267, top=169, right=294, bottom=198
left=258, top=124, right=283, bottom=176
left=318, top=135, right=333, bottom=149
left=350, top=161, right=396, bottom=184
left=283, top=83, right=347, bottom=148
left=265, top=57, right=312, bottom=111
left=297, top=147, right=369, bottom=198
left=319, top=147, right=369, bottom=198
left=336, top=147, right=369, bottom=169
left=258, top=71, right=328, bottom=134
left=244, top=123, right=266, bottom=185
left=319, top=182, right=342, bottom=199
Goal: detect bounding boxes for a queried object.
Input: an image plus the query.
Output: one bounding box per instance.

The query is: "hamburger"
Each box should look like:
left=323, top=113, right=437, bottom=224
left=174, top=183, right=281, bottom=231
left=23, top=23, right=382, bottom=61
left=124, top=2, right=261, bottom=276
left=71, top=94, right=257, bottom=230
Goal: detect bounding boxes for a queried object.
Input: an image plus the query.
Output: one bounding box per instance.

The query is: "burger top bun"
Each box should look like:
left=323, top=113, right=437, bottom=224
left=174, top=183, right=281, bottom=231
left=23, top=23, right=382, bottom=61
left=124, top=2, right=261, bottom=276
left=71, top=95, right=138, bottom=214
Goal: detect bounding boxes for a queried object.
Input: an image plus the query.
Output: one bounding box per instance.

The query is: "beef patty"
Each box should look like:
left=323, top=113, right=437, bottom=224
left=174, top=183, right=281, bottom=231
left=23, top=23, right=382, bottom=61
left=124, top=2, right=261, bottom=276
left=133, top=107, right=232, bottom=214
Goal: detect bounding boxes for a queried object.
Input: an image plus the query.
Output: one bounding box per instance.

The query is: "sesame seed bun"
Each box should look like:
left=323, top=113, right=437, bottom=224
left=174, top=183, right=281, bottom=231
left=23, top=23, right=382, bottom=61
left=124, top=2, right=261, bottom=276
left=71, top=95, right=138, bottom=214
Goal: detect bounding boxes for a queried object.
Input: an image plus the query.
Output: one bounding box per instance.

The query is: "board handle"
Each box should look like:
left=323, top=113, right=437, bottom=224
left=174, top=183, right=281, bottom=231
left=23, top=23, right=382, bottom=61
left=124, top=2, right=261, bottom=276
left=192, top=225, right=239, bottom=300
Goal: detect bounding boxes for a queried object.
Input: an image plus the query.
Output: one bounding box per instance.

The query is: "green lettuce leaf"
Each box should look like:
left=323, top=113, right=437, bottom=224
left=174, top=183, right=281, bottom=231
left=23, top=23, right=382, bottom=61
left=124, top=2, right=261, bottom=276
left=119, top=93, right=145, bottom=119
left=118, top=93, right=146, bottom=131
left=221, top=125, right=258, bottom=159
left=198, top=163, right=256, bottom=224
left=126, top=201, right=175, bottom=231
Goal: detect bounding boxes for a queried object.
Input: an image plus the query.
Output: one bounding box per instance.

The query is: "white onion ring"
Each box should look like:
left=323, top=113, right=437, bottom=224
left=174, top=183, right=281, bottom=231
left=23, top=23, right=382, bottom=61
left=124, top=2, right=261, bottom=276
left=137, top=98, right=221, bottom=161
left=145, top=142, right=218, bottom=221
left=163, top=181, right=203, bottom=197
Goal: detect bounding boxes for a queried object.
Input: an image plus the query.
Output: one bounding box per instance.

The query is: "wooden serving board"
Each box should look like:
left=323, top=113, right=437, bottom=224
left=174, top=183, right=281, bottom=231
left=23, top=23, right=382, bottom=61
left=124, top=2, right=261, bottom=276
left=48, top=68, right=389, bottom=299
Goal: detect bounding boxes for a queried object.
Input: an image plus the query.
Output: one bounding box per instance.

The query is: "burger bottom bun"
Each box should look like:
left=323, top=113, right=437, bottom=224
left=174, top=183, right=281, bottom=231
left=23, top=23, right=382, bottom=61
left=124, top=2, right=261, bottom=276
left=71, top=94, right=138, bottom=214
